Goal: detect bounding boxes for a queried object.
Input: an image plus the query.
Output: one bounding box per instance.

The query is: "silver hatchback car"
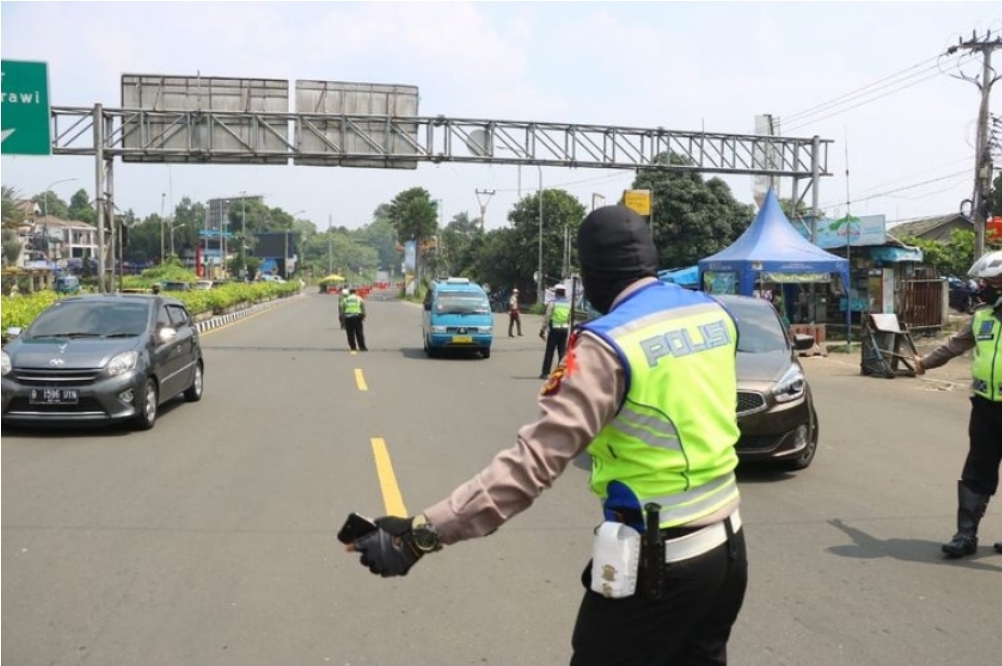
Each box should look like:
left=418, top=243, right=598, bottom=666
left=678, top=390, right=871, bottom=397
left=1, top=294, right=204, bottom=430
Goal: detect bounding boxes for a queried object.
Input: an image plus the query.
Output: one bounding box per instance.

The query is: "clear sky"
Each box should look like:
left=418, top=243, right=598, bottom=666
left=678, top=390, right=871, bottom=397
left=1, top=1, right=999, bottom=231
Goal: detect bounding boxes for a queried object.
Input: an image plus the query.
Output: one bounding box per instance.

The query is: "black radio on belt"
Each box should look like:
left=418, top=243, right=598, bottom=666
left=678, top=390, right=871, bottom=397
left=642, top=502, right=665, bottom=601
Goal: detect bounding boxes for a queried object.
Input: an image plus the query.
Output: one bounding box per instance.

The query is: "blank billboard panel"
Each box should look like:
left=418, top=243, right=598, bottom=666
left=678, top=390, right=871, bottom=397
left=252, top=232, right=292, bottom=259
left=294, top=80, right=419, bottom=169
left=121, top=74, right=290, bottom=164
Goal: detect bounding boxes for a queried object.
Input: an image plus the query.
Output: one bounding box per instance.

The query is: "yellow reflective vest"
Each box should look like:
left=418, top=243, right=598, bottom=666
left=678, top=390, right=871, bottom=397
left=971, top=307, right=1002, bottom=401
left=343, top=294, right=363, bottom=316
left=579, top=282, right=741, bottom=529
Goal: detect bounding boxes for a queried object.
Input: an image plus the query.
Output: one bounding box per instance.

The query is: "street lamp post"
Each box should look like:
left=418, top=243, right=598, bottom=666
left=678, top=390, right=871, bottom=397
left=288, top=210, right=305, bottom=278
left=537, top=166, right=544, bottom=305
left=159, top=193, right=166, bottom=264
left=240, top=191, right=247, bottom=278
left=41, top=177, right=77, bottom=263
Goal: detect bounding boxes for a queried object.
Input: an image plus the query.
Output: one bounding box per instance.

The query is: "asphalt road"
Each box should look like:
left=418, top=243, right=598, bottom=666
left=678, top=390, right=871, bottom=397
left=2, top=292, right=1000, bottom=666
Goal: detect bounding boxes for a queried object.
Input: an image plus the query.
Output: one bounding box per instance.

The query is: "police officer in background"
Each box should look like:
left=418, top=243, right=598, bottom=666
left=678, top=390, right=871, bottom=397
left=539, top=284, right=571, bottom=379
left=338, top=287, right=348, bottom=330
left=916, top=250, right=1002, bottom=557
left=341, top=287, right=368, bottom=352
left=344, top=205, right=747, bottom=665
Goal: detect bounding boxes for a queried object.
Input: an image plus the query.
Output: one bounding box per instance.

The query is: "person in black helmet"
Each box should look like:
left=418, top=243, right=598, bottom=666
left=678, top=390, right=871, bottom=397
left=342, top=205, right=746, bottom=665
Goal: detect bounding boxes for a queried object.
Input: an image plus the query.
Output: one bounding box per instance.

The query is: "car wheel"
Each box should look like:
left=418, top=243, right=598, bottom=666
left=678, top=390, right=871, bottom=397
left=184, top=360, right=204, bottom=402
left=481, top=347, right=491, bottom=359
left=134, top=377, right=159, bottom=431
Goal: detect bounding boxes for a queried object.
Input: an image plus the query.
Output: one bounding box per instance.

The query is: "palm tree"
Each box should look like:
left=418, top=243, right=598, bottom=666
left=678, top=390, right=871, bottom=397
left=2, top=185, right=29, bottom=229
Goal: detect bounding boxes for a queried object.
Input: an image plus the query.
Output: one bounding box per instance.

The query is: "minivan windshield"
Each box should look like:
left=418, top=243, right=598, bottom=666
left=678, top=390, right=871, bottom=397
left=718, top=298, right=788, bottom=353
left=435, top=290, right=490, bottom=314
left=27, top=300, right=151, bottom=338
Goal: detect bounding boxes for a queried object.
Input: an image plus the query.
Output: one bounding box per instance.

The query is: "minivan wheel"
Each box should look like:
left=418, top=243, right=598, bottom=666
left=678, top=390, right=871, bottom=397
left=481, top=347, right=491, bottom=359
left=184, top=360, right=204, bottom=402
left=134, top=377, right=159, bottom=431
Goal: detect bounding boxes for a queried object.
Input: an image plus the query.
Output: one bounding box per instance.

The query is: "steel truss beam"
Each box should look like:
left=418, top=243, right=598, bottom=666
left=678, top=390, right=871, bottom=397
left=51, top=106, right=831, bottom=178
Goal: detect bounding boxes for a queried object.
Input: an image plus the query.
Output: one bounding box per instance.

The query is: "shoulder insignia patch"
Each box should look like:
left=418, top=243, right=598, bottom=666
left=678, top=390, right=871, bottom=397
left=540, top=366, right=566, bottom=396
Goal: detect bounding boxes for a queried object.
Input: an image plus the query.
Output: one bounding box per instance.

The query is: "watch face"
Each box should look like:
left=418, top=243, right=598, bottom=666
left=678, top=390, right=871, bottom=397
left=413, top=526, right=440, bottom=552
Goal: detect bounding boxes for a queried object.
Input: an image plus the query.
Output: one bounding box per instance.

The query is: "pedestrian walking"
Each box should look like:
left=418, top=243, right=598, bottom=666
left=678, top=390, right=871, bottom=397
left=539, top=284, right=571, bottom=379
left=342, top=287, right=368, bottom=352
left=508, top=288, right=523, bottom=337
left=344, top=205, right=747, bottom=665
left=916, top=250, right=1002, bottom=557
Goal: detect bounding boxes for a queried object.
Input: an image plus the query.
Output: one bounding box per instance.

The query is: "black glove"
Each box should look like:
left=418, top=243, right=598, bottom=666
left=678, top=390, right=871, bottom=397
left=354, top=516, right=423, bottom=577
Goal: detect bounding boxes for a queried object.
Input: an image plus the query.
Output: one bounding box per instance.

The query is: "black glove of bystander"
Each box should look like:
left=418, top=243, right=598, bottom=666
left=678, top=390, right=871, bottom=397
left=353, top=516, right=423, bottom=577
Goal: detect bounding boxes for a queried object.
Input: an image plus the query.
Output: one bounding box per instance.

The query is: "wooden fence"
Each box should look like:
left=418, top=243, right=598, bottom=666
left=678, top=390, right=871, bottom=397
left=900, top=279, right=945, bottom=329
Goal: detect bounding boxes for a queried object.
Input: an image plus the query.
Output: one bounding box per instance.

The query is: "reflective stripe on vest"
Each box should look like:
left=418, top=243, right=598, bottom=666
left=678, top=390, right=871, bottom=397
left=580, top=282, right=740, bottom=529
left=551, top=301, right=571, bottom=328
left=343, top=295, right=363, bottom=316
left=971, top=307, right=1002, bottom=401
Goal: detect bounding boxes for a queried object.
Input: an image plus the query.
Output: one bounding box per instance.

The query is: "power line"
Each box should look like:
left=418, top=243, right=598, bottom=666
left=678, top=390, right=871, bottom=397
left=782, top=55, right=946, bottom=124
left=782, top=62, right=961, bottom=133
left=816, top=169, right=970, bottom=211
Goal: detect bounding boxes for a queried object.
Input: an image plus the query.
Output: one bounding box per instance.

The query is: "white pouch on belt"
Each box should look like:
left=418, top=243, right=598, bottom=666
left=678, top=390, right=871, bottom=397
left=590, top=521, right=641, bottom=599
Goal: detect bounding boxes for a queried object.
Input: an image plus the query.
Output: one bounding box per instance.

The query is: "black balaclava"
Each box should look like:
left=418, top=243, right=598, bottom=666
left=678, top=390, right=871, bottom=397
left=577, top=205, right=659, bottom=314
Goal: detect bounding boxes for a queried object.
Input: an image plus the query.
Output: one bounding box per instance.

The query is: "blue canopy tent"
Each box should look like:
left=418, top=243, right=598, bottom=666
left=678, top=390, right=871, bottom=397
left=657, top=266, right=699, bottom=288
left=697, top=188, right=849, bottom=296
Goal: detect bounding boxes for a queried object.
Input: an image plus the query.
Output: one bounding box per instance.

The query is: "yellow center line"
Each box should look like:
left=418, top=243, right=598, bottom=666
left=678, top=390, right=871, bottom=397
left=355, top=369, right=368, bottom=391
left=370, top=437, right=407, bottom=517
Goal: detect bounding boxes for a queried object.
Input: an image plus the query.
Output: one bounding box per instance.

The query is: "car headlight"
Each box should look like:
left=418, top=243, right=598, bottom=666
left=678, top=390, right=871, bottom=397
left=772, top=365, right=806, bottom=403
left=1, top=350, right=10, bottom=376
left=479, top=326, right=493, bottom=333
left=430, top=326, right=448, bottom=333
left=106, top=351, right=139, bottom=377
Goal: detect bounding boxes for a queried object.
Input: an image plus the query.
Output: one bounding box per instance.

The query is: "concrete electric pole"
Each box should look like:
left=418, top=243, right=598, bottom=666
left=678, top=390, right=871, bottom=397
left=946, top=31, right=1002, bottom=258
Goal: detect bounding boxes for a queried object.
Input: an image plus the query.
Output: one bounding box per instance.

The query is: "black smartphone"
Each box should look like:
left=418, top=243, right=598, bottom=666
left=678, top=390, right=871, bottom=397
left=338, top=512, right=378, bottom=544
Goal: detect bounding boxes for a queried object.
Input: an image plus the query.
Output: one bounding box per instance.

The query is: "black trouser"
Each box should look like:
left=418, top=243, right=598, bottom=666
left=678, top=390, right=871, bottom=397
left=541, top=327, right=569, bottom=376
left=960, top=396, right=1002, bottom=495
left=570, top=526, right=747, bottom=666
left=344, top=316, right=367, bottom=351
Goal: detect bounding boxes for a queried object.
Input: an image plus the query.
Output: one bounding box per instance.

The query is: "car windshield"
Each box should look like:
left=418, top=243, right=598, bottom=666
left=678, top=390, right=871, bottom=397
left=719, top=298, right=789, bottom=353
left=26, top=301, right=151, bottom=339
left=435, top=291, right=490, bottom=314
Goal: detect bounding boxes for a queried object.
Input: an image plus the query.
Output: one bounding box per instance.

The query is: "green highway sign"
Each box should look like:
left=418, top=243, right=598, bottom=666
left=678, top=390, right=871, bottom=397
left=1, top=60, right=51, bottom=156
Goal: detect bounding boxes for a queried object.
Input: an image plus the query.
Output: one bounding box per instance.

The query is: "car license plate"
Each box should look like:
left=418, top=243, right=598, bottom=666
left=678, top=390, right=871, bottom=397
left=29, top=388, right=79, bottom=405
left=451, top=335, right=473, bottom=344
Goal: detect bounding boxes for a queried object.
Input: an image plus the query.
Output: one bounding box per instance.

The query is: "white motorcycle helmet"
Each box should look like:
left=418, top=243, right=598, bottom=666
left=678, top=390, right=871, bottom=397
left=968, top=250, right=1002, bottom=281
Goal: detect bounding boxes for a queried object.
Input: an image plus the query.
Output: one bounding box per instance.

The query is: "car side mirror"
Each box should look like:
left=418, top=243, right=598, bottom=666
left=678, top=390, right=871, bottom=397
left=6, top=326, right=22, bottom=338
left=159, top=326, right=178, bottom=343
left=793, top=334, right=815, bottom=351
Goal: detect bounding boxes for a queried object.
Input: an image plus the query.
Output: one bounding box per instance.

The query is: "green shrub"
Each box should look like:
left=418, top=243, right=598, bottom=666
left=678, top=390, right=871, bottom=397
left=1, top=291, right=61, bottom=332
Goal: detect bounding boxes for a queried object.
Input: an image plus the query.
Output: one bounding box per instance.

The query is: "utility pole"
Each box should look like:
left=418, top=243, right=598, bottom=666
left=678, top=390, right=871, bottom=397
left=946, top=31, right=1002, bottom=258
left=475, top=189, right=495, bottom=232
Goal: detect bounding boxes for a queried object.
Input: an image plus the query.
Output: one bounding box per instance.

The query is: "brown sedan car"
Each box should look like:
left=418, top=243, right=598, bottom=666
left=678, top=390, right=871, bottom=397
left=575, top=290, right=819, bottom=470
left=715, top=294, right=819, bottom=470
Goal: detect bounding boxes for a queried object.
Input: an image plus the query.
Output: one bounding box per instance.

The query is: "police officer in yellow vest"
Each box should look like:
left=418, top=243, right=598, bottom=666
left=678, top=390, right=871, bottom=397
left=539, top=284, right=572, bottom=379
left=342, top=288, right=368, bottom=352
left=344, top=205, right=747, bottom=665
left=916, top=250, right=1002, bottom=557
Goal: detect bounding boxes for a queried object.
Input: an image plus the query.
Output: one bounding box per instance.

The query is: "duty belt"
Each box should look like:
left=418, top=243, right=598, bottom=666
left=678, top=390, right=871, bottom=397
left=663, top=509, right=742, bottom=563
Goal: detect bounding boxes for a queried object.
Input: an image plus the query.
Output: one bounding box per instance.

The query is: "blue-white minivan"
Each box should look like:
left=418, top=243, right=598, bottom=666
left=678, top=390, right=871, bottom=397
left=422, top=277, right=493, bottom=359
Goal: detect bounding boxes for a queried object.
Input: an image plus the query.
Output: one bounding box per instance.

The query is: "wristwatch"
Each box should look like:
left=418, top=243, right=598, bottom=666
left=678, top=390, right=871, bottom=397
left=411, top=514, right=442, bottom=553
